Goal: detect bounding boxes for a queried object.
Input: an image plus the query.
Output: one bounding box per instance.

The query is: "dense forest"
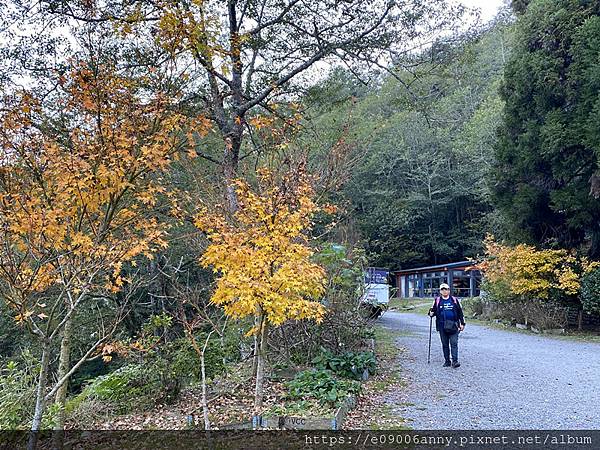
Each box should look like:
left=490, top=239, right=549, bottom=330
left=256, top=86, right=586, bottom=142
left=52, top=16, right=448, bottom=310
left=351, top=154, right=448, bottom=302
left=1, top=0, right=599, bottom=443
left=304, top=14, right=512, bottom=269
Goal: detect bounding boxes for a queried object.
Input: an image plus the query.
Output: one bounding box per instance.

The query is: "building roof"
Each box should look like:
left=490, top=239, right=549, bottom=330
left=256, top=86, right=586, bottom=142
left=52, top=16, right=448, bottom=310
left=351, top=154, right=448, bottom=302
left=393, top=260, right=477, bottom=275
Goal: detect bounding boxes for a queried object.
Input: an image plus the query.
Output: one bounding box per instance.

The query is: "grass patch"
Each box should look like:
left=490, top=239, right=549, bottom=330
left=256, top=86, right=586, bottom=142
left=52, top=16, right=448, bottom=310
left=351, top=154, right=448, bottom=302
left=412, top=304, right=432, bottom=315
left=344, top=322, right=421, bottom=429
left=379, top=325, right=415, bottom=338
left=263, top=399, right=335, bottom=418
left=363, top=405, right=410, bottom=430
left=388, top=298, right=431, bottom=310
left=374, top=326, right=400, bottom=360
left=370, top=365, right=406, bottom=392
left=557, top=330, right=600, bottom=343
left=349, top=324, right=410, bottom=428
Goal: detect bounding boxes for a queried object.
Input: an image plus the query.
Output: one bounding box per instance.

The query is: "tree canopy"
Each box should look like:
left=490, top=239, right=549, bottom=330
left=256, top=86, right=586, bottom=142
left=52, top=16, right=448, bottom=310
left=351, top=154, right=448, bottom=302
left=302, top=16, right=513, bottom=269
left=492, top=0, right=600, bottom=257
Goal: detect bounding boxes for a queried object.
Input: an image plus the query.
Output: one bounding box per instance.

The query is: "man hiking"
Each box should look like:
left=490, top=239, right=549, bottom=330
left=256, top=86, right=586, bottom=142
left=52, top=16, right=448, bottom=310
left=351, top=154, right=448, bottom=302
left=428, top=283, right=465, bottom=368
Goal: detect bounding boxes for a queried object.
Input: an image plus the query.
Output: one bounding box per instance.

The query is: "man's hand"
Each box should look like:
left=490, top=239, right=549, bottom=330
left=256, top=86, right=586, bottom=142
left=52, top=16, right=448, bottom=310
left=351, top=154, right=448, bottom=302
left=459, top=324, right=465, bottom=332
left=428, top=308, right=435, bottom=317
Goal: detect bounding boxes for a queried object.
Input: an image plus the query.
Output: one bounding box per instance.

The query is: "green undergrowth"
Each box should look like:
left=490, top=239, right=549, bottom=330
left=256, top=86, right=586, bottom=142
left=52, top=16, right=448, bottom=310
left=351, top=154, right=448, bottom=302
left=311, top=349, right=377, bottom=380
left=388, top=298, right=431, bottom=310
left=373, top=325, right=406, bottom=388
left=284, top=369, right=362, bottom=407
left=263, top=399, right=335, bottom=418
left=64, top=331, right=237, bottom=427
left=355, top=321, right=410, bottom=429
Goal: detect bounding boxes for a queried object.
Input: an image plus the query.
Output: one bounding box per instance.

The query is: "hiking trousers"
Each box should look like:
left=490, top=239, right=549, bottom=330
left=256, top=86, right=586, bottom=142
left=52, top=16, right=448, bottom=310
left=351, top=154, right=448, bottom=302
left=439, top=330, right=459, bottom=362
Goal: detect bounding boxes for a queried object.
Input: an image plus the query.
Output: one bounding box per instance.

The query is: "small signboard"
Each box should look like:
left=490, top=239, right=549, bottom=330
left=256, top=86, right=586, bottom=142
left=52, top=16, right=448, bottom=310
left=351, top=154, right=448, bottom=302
left=364, top=267, right=389, bottom=285
left=363, top=267, right=390, bottom=307
left=363, top=284, right=390, bottom=305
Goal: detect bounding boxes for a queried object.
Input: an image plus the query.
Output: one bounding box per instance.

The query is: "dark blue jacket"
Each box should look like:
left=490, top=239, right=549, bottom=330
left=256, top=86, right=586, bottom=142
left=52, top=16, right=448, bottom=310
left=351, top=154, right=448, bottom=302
left=430, top=296, right=465, bottom=332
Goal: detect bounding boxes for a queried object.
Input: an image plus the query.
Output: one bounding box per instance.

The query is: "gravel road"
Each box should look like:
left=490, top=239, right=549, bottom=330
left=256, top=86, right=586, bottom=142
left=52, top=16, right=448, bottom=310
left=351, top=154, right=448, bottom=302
left=379, top=311, right=600, bottom=429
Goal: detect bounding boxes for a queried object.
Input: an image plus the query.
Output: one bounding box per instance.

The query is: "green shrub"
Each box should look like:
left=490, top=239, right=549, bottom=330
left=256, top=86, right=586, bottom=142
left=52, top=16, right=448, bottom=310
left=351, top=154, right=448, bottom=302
left=169, top=330, right=241, bottom=383
left=357, top=327, right=376, bottom=339
left=461, top=297, right=485, bottom=317
left=274, top=242, right=371, bottom=365
left=68, top=358, right=181, bottom=418
left=66, top=329, right=236, bottom=424
left=480, top=279, right=516, bottom=304
left=69, top=357, right=119, bottom=395
left=581, top=268, right=600, bottom=315
left=0, top=350, right=79, bottom=429
left=284, top=369, right=361, bottom=406
left=169, top=336, right=225, bottom=383
left=70, top=364, right=153, bottom=415
left=312, top=350, right=376, bottom=380
left=0, top=355, right=37, bottom=429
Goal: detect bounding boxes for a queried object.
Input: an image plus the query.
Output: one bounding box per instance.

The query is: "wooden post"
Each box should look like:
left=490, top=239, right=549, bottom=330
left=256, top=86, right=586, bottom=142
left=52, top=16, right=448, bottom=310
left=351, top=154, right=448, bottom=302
left=578, top=310, right=583, bottom=331
left=469, top=270, right=475, bottom=297
left=254, top=314, right=268, bottom=415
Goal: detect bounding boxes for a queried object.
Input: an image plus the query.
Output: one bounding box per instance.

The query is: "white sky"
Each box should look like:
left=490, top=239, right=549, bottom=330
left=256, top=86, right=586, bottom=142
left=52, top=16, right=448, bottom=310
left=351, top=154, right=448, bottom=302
left=460, top=0, right=507, bottom=24
left=304, top=0, right=509, bottom=84
left=2, top=0, right=509, bottom=93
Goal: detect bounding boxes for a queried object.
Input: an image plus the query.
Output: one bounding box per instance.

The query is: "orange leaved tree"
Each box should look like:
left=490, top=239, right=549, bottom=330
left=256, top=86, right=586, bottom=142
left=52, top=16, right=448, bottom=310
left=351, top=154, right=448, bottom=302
left=195, top=166, right=326, bottom=413
left=477, top=235, right=590, bottom=302
left=0, top=63, right=206, bottom=445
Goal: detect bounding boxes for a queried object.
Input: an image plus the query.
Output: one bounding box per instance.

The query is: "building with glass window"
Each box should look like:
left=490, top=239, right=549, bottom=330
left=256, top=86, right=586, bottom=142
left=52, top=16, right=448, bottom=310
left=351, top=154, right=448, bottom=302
left=393, top=261, right=481, bottom=298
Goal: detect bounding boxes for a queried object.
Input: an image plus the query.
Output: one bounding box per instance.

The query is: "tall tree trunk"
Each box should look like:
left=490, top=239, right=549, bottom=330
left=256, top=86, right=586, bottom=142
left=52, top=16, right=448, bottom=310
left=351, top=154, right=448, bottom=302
left=251, top=314, right=259, bottom=376
left=53, top=316, right=73, bottom=449
left=224, top=0, right=244, bottom=213
left=223, top=135, right=242, bottom=212
left=28, top=344, right=51, bottom=450
left=253, top=314, right=268, bottom=415
left=200, top=331, right=214, bottom=430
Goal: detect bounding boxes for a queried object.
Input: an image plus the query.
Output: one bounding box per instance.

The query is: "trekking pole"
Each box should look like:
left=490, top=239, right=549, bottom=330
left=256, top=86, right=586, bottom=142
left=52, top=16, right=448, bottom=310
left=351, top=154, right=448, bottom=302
left=427, top=314, right=432, bottom=364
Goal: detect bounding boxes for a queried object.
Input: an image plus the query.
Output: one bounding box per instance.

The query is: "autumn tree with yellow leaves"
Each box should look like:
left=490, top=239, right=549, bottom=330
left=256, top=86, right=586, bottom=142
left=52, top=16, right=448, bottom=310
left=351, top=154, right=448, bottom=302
left=477, top=235, right=599, bottom=303
left=0, top=62, right=207, bottom=445
left=195, top=166, right=326, bottom=413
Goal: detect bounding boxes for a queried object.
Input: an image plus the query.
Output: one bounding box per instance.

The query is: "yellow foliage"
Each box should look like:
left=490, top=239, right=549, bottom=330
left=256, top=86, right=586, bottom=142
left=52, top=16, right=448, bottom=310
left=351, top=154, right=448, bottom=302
left=248, top=115, right=276, bottom=130
left=195, top=167, right=326, bottom=330
left=581, top=257, right=600, bottom=274
left=0, top=62, right=208, bottom=323
left=478, top=235, right=585, bottom=300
